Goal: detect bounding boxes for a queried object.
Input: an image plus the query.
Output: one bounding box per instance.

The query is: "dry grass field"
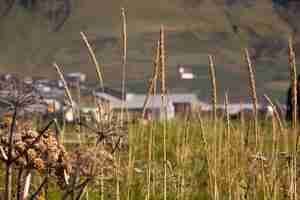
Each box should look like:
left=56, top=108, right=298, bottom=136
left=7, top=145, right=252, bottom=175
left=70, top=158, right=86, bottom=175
left=0, top=1, right=300, bottom=199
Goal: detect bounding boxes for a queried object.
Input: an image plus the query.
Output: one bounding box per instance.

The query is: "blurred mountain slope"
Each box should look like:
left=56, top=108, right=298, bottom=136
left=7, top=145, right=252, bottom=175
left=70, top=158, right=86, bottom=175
left=0, top=0, right=299, bottom=100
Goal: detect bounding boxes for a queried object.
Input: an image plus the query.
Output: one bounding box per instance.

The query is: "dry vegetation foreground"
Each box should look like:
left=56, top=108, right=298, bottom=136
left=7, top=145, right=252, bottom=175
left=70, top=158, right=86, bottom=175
left=1, top=2, right=300, bottom=199
left=0, top=114, right=300, bottom=199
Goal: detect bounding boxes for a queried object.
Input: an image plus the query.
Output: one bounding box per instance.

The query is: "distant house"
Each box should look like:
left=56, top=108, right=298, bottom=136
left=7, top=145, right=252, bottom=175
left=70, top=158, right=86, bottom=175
left=94, top=90, right=201, bottom=120
left=94, top=90, right=123, bottom=110
left=169, top=94, right=200, bottom=116
left=65, top=72, right=87, bottom=87
left=199, top=95, right=282, bottom=119
left=24, top=103, right=48, bottom=116
left=127, top=93, right=201, bottom=119
left=43, top=98, right=62, bottom=113
left=94, top=87, right=124, bottom=99
left=23, top=76, right=33, bottom=85
left=31, top=77, right=66, bottom=117
left=177, top=65, right=195, bottom=80
left=125, top=94, right=175, bottom=120
left=66, top=72, right=86, bottom=82
left=94, top=87, right=124, bottom=105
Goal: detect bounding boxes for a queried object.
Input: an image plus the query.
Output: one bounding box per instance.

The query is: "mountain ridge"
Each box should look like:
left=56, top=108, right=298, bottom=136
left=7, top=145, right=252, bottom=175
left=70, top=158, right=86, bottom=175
left=0, top=0, right=299, bottom=101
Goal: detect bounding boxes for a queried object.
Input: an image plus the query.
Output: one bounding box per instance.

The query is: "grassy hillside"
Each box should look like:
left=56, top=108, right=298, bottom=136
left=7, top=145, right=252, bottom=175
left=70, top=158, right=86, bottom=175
left=0, top=0, right=298, bottom=101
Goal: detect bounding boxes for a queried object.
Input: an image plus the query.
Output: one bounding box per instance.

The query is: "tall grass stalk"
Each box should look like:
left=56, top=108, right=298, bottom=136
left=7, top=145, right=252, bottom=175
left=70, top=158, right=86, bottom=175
left=239, top=99, right=245, bottom=129
left=151, top=54, right=159, bottom=198
left=22, top=172, right=32, bottom=200
left=197, top=112, right=214, bottom=199
left=175, top=122, right=182, bottom=199
left=4, top=105, right=17, bottom=200
left=142, top=40, right=160, bottom=119
left=293, top=155, right=297, bottom=200
left=76, top=82, right=82, bottom=145
left=244, top=49, right=259, bottom=150
left=116, top=153, right=121, bottom=200
left=145, top=40, right=160, bottom=200
left=100, top=167, right=104, bottom=200
left=264, top=95, right=284, bottom=133
left=159, top=25, right=168, bottom=200
left=151, top=119, right=157, bottom=198
left=224, top=92, right=232, bottom=199
left=270, top=112, right=279, bottom=200
left=264, top=95, right=284, bottom=199
left=80, top=32, right=104, bottom=92
left=121, top=7, right=127, bottom=126
left=53, top=63, right=74, bottom=109
left=127, top=126, right=135, bottom=200
left=208, top=54, right=219, bottom=200
left=208, top=55, right=217, bottom=125
left=182, top=116, right=191, bottom=200
left=146, top=123, right=153, bottom=200
left=288, top=37, right=297, bottom=131
left=288, top=37, right=298, bottom=200
left=53, top=63, right=76, bottom=144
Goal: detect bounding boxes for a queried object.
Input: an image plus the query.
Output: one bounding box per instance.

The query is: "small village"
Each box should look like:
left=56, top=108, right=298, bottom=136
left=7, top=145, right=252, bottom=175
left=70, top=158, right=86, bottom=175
left=0, top=71, right=280, bottom=124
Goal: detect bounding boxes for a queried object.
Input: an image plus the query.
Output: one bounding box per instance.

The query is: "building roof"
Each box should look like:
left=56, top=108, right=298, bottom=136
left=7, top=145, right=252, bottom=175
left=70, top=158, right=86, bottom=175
left=168, top=94, right=199, bottom=102
left=94, top=92, right=123, bottom=108
left=125, top=93, right=200, bottom=109
left=125, top=94, right=170, bottom=109
left=94, top=92, right=200, bottom=109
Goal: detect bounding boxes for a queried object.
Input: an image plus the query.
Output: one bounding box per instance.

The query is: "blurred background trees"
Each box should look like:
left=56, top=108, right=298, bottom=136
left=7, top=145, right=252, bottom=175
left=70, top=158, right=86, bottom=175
left=0, top=0, right=71, bottom=31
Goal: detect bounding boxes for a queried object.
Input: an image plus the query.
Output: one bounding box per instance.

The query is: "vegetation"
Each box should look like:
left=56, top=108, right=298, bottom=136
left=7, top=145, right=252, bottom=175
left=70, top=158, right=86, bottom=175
left=1, top=4, right=300, bottom=200
left=1, top=107, right=300, bottom=199
left=1, top=0, right=71, bottom=31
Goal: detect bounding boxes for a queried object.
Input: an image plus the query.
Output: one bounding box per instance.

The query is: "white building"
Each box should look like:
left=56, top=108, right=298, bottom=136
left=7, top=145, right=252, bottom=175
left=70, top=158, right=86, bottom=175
left=178, top=65, right=195, bottom=80
left=66, top=72, right=87, bottom=83
left=94, top=91, right=201, bottom=120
